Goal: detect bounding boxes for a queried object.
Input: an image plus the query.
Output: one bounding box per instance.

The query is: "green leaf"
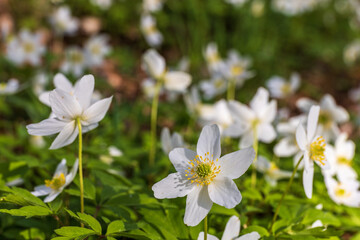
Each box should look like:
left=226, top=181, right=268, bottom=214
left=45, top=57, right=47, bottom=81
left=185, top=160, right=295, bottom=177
left=1, top=187, right=48, bottom=208
left=83, top=179, right=96, bottom=200
left=106, top=220, right=125, bottom=235
left=54, top=226, right=96, bottom=238
left=51, top=237, right=71, bottom=240
left=107, top=237, right=117, bottom=240
left=77, top=212, right=102, bottom=234
left=241, top=225, right=269, bottom=237
left=0, top=205, right=52, bottom=218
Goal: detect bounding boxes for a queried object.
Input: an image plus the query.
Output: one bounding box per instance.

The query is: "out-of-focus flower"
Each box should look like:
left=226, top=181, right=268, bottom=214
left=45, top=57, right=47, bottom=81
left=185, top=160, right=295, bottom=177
left=84, top=35, right=111, bottom=67
left=60, top=47, right=87, bottom=77
left=344, top=40, right=360, bottom=65
left=200, top=76, right=227, bottom=100
left=100, top=146, right=123, bottom=165
left=140, top=14, right=163, bottom=47
left=272, top=0, right=321, bottom=16
left=184, top=86, right=216, bottom=123
left=198, top=215, right=260, bottom=240
left=266, top=73, right=300, bottom=98
left=228, top=87, right=277, bottom=148
left=30, top=135, right=46, bottom=148
left=152, top=124, right=255, bottom=226
left=161, top=127, right=184, bottom=155
left=0, top=79, right=19, bottom=95
left=91, top=0, right=112, bottom=9
left=27, top=75, right=113, bottom=149
left=255, top=156, right=294, bottom=186
left=349, top=85, right=360, bottom=102
left=33, top=72, right=48, bottom=96
left=296, top=94, right=349, bottom=141
left=224, top=0, right=249, bottom=7
left=6, top=29, right=46, bottom=66
left=143, top=0, right=164, bottom=13
left=6, top=178, right=24, bottom=187
left=32, top=159, right=78, bottom=203
left=142, top=49, right=191, bottom=93
left=296, top=105, right=330, bottom=199
left=251, top=0, right=265, bottom=17
left=204, top=42, right=224, bottom=74
left=324, top=176, right=360, bottom=207
left=50, top=6, right=79, bottom=35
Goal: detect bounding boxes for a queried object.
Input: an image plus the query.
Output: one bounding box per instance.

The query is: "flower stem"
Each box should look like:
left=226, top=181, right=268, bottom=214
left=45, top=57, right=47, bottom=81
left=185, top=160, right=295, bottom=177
left=76, top=118, right=84, bottom=227
left=149, top=80, right=162, bottom=167
left=227, top=78, right=236, bottom=100
left=251, top=127, right=258, bottom=188
left=269, top=156, right=303, bottom=234
left=204, top=215, right=208, bottom=240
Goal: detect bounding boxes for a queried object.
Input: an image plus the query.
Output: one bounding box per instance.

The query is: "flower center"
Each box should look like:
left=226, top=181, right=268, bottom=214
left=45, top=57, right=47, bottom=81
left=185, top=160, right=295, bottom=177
left=318, top=111, right=332, bottom=128
left=337, top=156, right=351, bottom=166
left=91, top=45, right=101, bottom=55
left=185, top=152, right=221, bottom=186
left=269, top=162, right=279, bottom=173
left=280, top=83, right=291, bottom=95
left=45, top=173, right=66, bottom=190
left=70, top=51, right=84, bottom=63
left=208, top=53, right=220, bottom=64
left=214, top=79, right=224, bottom=89
left=310, top=136, right=326, bottom=165
left=145, top=25, right=157, bottom=35
left=335, top=185, right=351, bottom=198
left=23, top=42, right=34, bottom=53
left=0, top=83, right=6, bottom=90
left=231, top=65, right=244, bottom=76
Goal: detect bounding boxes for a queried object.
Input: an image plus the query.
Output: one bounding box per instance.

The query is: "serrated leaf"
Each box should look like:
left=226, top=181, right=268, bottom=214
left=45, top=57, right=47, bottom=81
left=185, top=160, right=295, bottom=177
left=0, top=205, right=52, bottom=218
left=54, top=226, right=96, bottom=238
left=106, top=220, right=125, bottom=235
left=77, top=212, right=102, bottom=234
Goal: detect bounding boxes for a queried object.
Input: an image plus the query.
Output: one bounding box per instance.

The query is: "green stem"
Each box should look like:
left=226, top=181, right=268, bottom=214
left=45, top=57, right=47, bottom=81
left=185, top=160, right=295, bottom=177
left=251, top=126, right=258, bottom=188
left=227, top=78, right=236, bottom=100
left=204, top=215, right=208, bottom=240
left=269, top=156, right=303, bottom=233
left=76, top=118, right=84, bottom=227
left=149, top=80, right=162, bottom=166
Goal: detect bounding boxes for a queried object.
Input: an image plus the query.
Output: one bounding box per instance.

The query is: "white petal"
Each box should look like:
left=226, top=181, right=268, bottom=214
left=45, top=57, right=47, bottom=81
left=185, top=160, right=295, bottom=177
left=208, top=177, right=242, bottom=209
left=74, top=74, right=95, bottom=110
left=152, top=172, right=194, bottom=199
left=218, top=147, right=255, bottom=179
left=54, top=159, right=68, bottom=177
left=197, top=125, right=221, bottom=160
left=250, top=87, right=269, bottom=112
left=198, top=232, right=219, bottom=240
left=257, top=123, right=276, bottom=143
left=169, top=148, right=196, bottom=173
left=161, top=127, right=172, bottom=154
left=164, top=71, right=191, bottom=92
left=228, top=100, right=255, bottom=123
left=65, top=159, right=79, bottom=186
left=50, top=120, right=78, bottom=149
left=303, top=161, right=314, bottom=199
left=296, top=124, right=307, bottom=150
left=274, top=138, right=298, bottom=157
left=307, top=106, right=320, bottom=142
left=296, top=98, right=317, bottom=112
left=54, top=73, right=73, bottom=92
left=171, top=133, right=184, bottom=149
left=27, top=118, right=67, bottom=136
left=239, top=131, right=254, bottom=149
left=142, top=49, right=165, bottom=78
left=81, top=96, right=113, bottom=125
left=184, top=185, right=213, bottom=226
left=31, top=185, right=52, bottom=196
left=235, top=232, right=261, bottom=240
left=49, top=89, right=82, bottom=120
left=82, top=123, right=99, bottom=133
left=44, top=191, right=62, bottom=203
left=221, top=216, right=240, bottom=240
left=259, top=100, right=277, bottom=123
left=39, top=91, right=51, bottom=106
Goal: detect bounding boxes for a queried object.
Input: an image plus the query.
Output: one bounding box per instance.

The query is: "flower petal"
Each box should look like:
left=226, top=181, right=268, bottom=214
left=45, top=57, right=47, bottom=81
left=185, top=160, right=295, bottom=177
left=228, top=100, right=255, bottom=123
left=27, top=118, right=67, bottom=136
left=235, top=232, right=261, bottom=240
left=169, top=148, right=196, bottom=173
left=39, top=91, right=51, bottom=106
left=49, top=89, right=82, bottom=120
left=44, top=191, right=61, bottom=203
left=152, top=172, right=194, bottom=199
left=218, top=147, right=255, bottom=179
left=184, top=185, right=213, bottom=226
left=82, top=96, right=113, bottom=125
left=296, top=124, right=307, bottom=150
left=208, top=177, right=242, bottom=209
left=31, top=185, right=52, bottom=197
left=221, top=216, right=240, bottom=240
left=274, top=138, right=298, bottom=157
left=239, top=131, right=254, bottom=149
left=161, top=127, right=172, bottom=154
left=74, top=74, right=95, bottom=110
left=54, top=159, right=68, bottom=177
left=198, top=232, right=219, bottom=240
left=257, top=123, right=276, bottom=143
left=303, top=160, right=314, bottom=199
left=164, top=71, right=191, bottom=92
left=54, top=73, right=73, bottom=92
left=82, top=123, right=99, bottom=133
left=197, top=125, right=221, bottom=160
left=65, top=159, right=79, bottom=186
left=307, top=106, right=320, bottom=142
left=142, top=49, right=165, bottom=78
left=50, top=120, right=78, bottom=149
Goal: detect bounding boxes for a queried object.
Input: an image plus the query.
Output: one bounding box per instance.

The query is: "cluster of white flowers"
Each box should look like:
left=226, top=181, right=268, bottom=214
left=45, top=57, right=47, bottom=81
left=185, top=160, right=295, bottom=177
left=140, top=0, right=164, bottom=47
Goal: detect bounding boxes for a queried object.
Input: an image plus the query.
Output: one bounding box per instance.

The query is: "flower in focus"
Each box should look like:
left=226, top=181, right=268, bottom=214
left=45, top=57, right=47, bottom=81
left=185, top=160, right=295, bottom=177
left=0, top=78, right=19, bottom=95
left=254, top=156, right=294, bottom=186
left=266, top=72, right=300, bottom=98
left=324, top=176, right=360, bottom=207
left=84, top=35, right=111, bottom=68
left=152, top=124, right=255, bottom=226
left=6, top=29, right=46, bottom=66
left=142, top=49, right=191, bottom=93
left=228, top=87, right=277, bottom=148
left=140, top=14, right=163, bottom=47
left=296, top=94, right=349, bottom=141
left=198, top=215, right=260, bottom=240
left=161, top=127, right=184, bottom=155
left=27, top=75, right=113, bottom=149
left=60, top=46, right=87, bottom=77
left=296, top=105, right=330, bottom=199
left=50, top=6, right=79, bottom=35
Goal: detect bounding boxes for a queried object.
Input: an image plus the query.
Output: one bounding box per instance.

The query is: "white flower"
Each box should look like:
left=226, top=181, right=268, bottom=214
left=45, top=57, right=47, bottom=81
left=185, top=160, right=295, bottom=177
left=224, top=0, right=249, bottom=7
left=324, top=176, right=360, bottom=207
left=323, top=133, right=357, bottom=182
left=344, top=40, right=360, bottom=65
left=198, top=215, right=260, bottom=240
left=184, top=86, right=216, bottom=123
left=84, top=35, right=111, bottom=68
left=204, top=42, right=225, bottom=74
left=142, top=49, right=192, bottom=93
left=200, top=76, right=227, bottom=100
left=30, top=135, right=46, bottom=148
left=140, top=14, right=163, bottom=47
left=255, top=156, right=294, bottom=186
left=32, top=159, right=78, bottom=203
left=152, top=124, right=255, bottom=226
left=142, top=0, right=164, bottom=13
left=228, top=87, right=277, bottom=148
left=161, top=127, right=184, bottom=155
left=91, top=0, right=112, bottom=9
left=27, top=75, right=113, bottom=149
left=6, top=29, right=45, bottom=66
left=266, top=73, right=300, bottom=98
left=33, top=72, right=48, bottom=96
left=109, top=146, right=123, bottom=157
left=296, top=105, right=330, bottom=199
left=61, top=47, right=87, bottom=77
left=0, top=78, right=19, bottom=95
left=296, top=94, right=349, bottom=141
left=50, top=6, right=79, bottom=35
left=272, top=0, right=320, bottom=16
left=349, top=85, right=360, bottom=102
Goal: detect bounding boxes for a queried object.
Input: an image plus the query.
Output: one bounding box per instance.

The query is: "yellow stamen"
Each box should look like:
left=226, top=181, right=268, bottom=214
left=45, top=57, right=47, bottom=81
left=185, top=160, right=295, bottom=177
left=231, top=65, right=244, bottom=76
left=335, top=184, right=351, bottom=198
left=310, top=136, right=326, bottom=166
left=45, top=173, right=66, bottom=190
left=280, top=83, right=291, bottom=95
left=186, top=153, right=221, bottom=186
left=337, top=156, right=351, bottom=166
